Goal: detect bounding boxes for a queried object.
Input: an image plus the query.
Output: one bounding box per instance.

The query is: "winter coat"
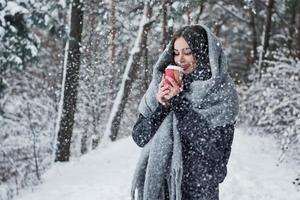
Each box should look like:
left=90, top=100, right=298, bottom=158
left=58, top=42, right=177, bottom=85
left=132, top=68, right=235, bottom=200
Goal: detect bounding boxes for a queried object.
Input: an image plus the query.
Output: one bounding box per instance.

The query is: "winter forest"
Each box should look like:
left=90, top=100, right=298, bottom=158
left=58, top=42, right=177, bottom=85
left=0, top=0, right=300, bottom=199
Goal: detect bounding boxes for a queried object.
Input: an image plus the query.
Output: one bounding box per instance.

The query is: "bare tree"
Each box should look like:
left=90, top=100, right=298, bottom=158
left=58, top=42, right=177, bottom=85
left=161, top=0, right=168, bottom=50
left=262, top=0, right=275, bottom=57
left=55, top=0, right=84, bottom=162
left=298, top=14, right=300, bottom=58
left=110, top=0, right=117, bottom=65
left=194, top=1, right=205, bottom=24
left=250, top=10, right=258, bottom=62
left=258, top=0, right=275, bottom=79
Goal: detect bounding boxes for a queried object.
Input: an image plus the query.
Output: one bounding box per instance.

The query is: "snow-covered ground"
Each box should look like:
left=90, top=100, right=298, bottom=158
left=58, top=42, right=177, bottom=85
left=15, top=128, right=300, bottom=200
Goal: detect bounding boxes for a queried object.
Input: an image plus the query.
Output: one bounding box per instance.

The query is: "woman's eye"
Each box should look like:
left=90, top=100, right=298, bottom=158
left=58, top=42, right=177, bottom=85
left=173, top=49, right=192, bottom=56
left=183, top=49, right=192, bottom=55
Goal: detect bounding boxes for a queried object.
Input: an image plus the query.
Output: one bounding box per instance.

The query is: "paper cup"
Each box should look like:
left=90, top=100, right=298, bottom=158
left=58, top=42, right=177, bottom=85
left=165, top=65, right=183, bottom=86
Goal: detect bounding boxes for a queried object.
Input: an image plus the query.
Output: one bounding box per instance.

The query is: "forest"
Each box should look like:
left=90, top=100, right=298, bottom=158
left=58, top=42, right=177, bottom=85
left=0, top=0, right=300, bottom=199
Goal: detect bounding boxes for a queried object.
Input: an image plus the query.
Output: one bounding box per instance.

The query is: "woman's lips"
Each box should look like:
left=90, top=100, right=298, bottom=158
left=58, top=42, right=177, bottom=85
left=182, top=65, right=189, bottom=70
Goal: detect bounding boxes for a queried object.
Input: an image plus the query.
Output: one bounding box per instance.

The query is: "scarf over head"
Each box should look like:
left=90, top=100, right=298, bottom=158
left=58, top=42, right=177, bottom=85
left=131, top=24, right=239, bottom=200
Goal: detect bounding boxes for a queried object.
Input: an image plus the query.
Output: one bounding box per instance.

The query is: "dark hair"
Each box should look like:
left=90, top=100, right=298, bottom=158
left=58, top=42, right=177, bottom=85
left=170, top=25, right=210, bottom=68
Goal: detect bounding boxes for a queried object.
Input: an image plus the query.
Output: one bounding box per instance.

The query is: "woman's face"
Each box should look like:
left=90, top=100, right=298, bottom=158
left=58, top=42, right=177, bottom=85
left=173, top=37, right=198, bottom=74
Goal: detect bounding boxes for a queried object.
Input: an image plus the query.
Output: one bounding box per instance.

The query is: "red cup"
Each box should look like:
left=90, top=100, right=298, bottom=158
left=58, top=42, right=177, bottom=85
left=165, top=65, right=183, bottom=87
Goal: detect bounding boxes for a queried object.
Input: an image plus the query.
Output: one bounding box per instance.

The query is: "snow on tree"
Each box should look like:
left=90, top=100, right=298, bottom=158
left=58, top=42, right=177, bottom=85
left=238, top=47, right=300, bottom=161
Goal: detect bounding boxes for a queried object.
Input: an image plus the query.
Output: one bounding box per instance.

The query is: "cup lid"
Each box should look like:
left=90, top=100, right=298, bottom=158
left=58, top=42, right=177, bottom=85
left=166, top=65, right=183, bottom=72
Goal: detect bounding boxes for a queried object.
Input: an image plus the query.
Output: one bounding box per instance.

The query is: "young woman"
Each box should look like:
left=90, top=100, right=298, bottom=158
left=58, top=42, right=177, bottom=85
left=131, top=24, right=239, bottom=200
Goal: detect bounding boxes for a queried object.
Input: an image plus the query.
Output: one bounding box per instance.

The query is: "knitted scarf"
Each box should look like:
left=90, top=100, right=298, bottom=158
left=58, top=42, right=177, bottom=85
left=131, top=24, right=239, bottom=200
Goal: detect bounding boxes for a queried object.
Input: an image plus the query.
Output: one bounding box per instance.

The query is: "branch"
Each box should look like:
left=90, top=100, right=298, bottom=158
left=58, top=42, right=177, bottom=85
left=216, top=2, right=250, bottom=24
left=0, top=146, right=24, bottom=178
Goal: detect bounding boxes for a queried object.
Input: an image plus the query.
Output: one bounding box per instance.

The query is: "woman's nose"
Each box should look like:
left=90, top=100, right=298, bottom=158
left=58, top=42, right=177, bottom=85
left=179, top=53, right=185, bottom=62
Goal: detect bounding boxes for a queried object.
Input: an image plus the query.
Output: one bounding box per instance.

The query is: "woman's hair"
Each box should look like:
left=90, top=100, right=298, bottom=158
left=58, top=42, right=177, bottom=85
left=170, top=25, right=210, bottom=68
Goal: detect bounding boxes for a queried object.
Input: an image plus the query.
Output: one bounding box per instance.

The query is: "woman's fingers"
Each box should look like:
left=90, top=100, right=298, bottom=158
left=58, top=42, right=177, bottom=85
left=161, top=84, right=170, bottom=92
left=156, top=74, right=183, bottom=105
left=160, top=90, right=169, bottom=97
left=165, top=76, right=180, bottom=90
left=163, top=76, right=181, bottom=100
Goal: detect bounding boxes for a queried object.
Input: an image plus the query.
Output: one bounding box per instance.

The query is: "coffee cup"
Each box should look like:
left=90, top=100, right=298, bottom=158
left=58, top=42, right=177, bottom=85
left=165, top=65, right=183, bottom=87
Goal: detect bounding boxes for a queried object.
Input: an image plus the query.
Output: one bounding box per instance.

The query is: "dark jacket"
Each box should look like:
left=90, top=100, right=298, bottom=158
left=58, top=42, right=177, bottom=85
left=132, top=69, right=235, bottom=199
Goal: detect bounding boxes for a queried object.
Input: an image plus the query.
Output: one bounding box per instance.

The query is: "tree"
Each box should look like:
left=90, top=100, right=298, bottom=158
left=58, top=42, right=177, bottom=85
left=55, top=0, right=84, bottom=162
left=0, top=0, right=66, bottom=94
left=258, top=0, right=275, bottom=79
left=103, top=2, right=154, bottom=142
left=161, top=0, right=169, bottom=49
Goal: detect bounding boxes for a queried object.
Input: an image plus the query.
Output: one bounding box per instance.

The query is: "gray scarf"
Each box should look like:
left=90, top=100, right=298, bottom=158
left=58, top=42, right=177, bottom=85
left=131, top=24, right=239, bottom=200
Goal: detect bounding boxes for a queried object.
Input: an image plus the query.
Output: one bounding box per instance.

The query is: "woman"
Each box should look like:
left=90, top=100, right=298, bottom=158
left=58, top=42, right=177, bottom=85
left=131, top=24, right=239, bottom=200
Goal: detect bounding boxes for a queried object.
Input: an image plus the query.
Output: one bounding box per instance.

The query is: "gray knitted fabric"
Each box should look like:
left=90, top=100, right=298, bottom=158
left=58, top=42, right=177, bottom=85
left=131, top=24, right=239, bottom=200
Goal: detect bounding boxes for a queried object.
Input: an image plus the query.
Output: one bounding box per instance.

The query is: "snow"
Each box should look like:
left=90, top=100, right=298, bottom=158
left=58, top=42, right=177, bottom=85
left=14, top=128, right=300, bottom=200
left=5, top=2, right=29, bottom=16
left=58, top=0, right=66, bottom=8
left=0, top=27, right=4, bottom=38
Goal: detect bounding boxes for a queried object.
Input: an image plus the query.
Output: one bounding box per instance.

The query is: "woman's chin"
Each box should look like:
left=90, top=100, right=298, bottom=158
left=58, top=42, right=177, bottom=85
left=183, top=69, right=193, bottom=74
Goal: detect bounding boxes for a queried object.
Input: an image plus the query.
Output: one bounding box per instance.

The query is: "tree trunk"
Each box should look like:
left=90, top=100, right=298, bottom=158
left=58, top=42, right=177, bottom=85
left=297, top=13, right=300, bottom=59
left=110, top=0, right=117, bottom=65
left=194, top=2, right=205, bottom=24
left=285, top=0, right=299, bottom=57
left=250, top=10, right=258, bottom=63
left=258, top=0, right=275, bottom=79
left=186, top=7, right=191, bottom=25
left=80, top=15, right=95, bottom=155
left=262, top=0, right=275, bottom=57
left=161, top=0, right=168, bottom=50
left=103, top=2, right=153, bottom=142
left=143, top=6, right=152, bottom=93
left=105, top=0, right=117, bottom=129
left=55, top=0, right=84, bottom=162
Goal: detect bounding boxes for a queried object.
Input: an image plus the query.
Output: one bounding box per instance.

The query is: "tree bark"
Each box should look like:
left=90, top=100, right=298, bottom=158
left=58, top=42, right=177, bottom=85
left=250, top=10, right=258, bottom=62
left=143, top=6, right=153, bottom=93
left=297, top=13, right=300, bottom=58
left=55, top=0, right=84, bottom=162
left=110, top=0, right=117, bottom=65
left=262, top=0, right=275, bottom=58
left=285, top=0, right=299, bottom=57
left=186, top=7, right=191, bottom=25
left=258, top=0, right=275, bottom=79
left=161, top=0, right=168, bottom=50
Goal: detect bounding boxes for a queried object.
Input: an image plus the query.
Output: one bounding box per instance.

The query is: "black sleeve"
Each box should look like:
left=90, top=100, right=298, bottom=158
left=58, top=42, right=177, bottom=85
left=132, top=104, right=171, bottom=147
left=217, top=124, right=234, bottom=165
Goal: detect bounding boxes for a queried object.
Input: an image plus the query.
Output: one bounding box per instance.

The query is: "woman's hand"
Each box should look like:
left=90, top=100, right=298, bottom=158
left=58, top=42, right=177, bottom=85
left=163, top=76, right=183, bottom=100
left=156, top=75, right=171, bottom=106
